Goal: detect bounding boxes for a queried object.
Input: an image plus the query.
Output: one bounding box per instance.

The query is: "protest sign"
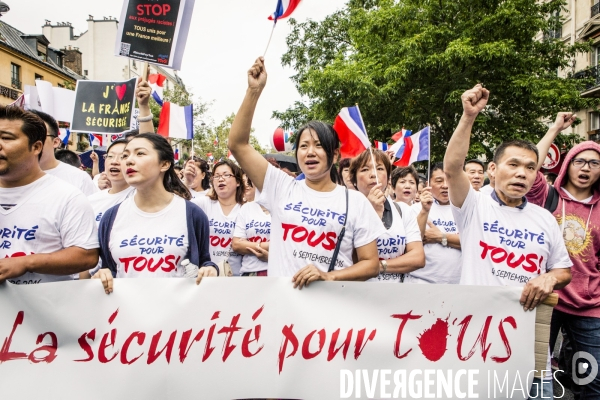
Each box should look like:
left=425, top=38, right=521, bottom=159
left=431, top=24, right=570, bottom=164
left=0, top=278, right=540, bottom=399
left=35, top=80, right=76, bottom=122
left=115, top=0, right=194, bottom=70
left=70, top=78, right=137, bottom=134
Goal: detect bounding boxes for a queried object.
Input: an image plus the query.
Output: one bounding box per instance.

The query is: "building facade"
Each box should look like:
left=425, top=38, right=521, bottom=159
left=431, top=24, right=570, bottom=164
left=0, top=20, right=82, bottom=106
left=553, top=0, right=600, bottom=140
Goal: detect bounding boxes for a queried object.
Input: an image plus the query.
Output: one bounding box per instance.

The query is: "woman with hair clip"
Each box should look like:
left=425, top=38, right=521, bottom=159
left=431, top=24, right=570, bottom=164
left=228, top=57, right=385, bottom=288
left=94, top=134, right=218, bottom=294
left=349, top=149, right=425, bottom=282
left=192, top=159, right=245, bottom=276
left=183, top=157, right=211, bottom=198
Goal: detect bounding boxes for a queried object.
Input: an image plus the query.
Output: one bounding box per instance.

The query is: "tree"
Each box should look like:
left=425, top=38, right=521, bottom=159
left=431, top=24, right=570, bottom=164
left=193, top=113, right=267, bottom=161
left=275, top=0, right=599, bottom=161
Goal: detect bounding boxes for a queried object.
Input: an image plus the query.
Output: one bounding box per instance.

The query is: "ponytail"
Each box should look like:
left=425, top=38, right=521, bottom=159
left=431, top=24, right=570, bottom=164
left=164, top=168, right=191, bottom=200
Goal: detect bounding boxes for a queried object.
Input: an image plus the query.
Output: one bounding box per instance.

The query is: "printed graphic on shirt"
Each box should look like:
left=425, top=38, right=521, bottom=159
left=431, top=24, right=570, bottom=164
left=557, top=214, right=592, bottom=258
left=109, top=196, right=188, bottom=278
left=432, top=218, right=457, bottom=233
left=234, top=201, right=271, bottom=274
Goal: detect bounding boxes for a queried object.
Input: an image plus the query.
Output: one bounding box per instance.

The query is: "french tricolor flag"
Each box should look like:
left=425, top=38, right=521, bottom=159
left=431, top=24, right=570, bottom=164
left=268, top=0, right=302, bottom=21
left=374, top=141, right=388, bottom=151
left=333, top=106, right=370, bottom=159
left=391, top=127, right=412, bottom=142
left=89, top=133, right=103, bottom=147
left=393, top=126, right=430, bottom=167
left=157, top=102, right=194, bottom=140
left=148, top=74, right=166, bottom=106
left=174, top=148, right=179, bottom=161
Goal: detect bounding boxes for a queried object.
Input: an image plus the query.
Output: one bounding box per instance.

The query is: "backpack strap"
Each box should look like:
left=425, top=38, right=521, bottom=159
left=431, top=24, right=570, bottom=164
left=544, top=185, right=559, bottom=213
left=392, top=201, right=403, bottom=218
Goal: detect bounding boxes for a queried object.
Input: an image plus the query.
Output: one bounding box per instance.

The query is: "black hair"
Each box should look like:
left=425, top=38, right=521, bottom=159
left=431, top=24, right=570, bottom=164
left=545, top=172, right=558, bottom=184
left=294, top=121, right=340, bottom=183
left=338, top=158, right=351, bottom=176
left=174, top=165, right=183, bottom=171
left=107, top=139, right=128, bottom=153
left=55, top=149, right=82, bottom=168
left=493, top=140, right=539, bottom=164
left=348, top=149, right=392, bottom=188
left=0, top=106, right=46, bottom=159
left=430, top=162, right=444, bottom=180
left=191, top=156, right=211, bottom=190
left=127, top=133, right=191, bottom=200
left=208, top=159, right=245, bottom=204
left=391, top=166, right=419, bottom=189
left=124, top=129, right=139, bottom=141
left=29, top=110, right=59, bottom=137
left=464, top=159, right=484, bottom=171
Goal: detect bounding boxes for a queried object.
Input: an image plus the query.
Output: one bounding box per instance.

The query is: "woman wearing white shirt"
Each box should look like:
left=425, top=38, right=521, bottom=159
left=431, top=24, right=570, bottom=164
left=349, top=149, right=425, bottom=282
left=81, top=139, right=134, bottom=279
left=94, top=134, right=217, bottom=293
left=228, top=57, right=385, bottom=288
left=192, top=159, right=245, bottom=276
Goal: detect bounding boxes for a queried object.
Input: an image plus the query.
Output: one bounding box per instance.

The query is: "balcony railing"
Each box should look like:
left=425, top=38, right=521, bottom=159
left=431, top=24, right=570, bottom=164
left=573, top=65, right=600, bottom=91
left=593, top=2, right=600, bottom=18
left=10, top=78, right=21, bottom=89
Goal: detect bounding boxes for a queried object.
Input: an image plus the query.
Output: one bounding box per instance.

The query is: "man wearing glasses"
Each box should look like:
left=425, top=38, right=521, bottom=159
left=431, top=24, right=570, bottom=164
left=530, top=113, right=600, bottom=399
left=31, top=110, right=98, bottom=196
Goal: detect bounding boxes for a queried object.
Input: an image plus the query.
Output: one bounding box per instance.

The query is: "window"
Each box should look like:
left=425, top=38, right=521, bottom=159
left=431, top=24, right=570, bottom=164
left=84, top=70, right=88, bottom=76
left=591, top=112, right=600, bottom=131
left=11, top=63, right=20, bottom=89
left=132, top=60, right=137, bottom=70
left=35, top=74, right=43, bottom=81
left=594, top=47, right=600, bottom=67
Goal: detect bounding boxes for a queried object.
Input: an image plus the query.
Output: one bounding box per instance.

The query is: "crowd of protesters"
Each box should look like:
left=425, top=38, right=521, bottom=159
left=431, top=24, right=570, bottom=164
left=0, top=57, right=599, bottom=400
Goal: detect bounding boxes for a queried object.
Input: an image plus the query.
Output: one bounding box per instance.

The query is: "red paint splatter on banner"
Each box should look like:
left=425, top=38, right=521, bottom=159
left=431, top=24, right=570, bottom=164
left=418, top=318, right=449, bottom=361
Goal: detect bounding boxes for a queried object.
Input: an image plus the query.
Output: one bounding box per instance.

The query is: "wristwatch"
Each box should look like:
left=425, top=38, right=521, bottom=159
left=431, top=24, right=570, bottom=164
left=441, top=233, right=448, bottom=247
left=380, top=260, right=388, bottom=274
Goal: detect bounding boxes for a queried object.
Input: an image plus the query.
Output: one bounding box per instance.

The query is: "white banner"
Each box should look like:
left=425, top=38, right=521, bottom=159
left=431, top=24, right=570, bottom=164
left=0, top=279, right=536, bottom=399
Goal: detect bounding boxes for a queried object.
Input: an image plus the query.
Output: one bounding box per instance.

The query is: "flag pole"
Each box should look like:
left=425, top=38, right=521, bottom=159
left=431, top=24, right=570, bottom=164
left=191, top=139, right=194, bottom=160
left=427, top=125, right=431, bottom=186
left=355, top=103, right=380, bottom=186
left=263, top=22, right=277, bottom=58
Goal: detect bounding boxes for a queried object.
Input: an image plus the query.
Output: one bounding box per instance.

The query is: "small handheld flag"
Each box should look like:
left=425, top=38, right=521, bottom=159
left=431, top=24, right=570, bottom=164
left=174, top=148, right=180, bottom=161
left=59, top=128, right=71, bottom=147
left=374, top=141, right=389, bottom=151
left=333, top=106, right=370, bottom=159
left=268, top=0, right=302, bottom=22
left=391, top=127, right=412, bottom=143
left=157, top=102, right=194, bottom=140
left=148, top=73, right=166, bottom=106
left=88, top=133, right=103, bottom=147
left=393, top=126, right=430, bottom=167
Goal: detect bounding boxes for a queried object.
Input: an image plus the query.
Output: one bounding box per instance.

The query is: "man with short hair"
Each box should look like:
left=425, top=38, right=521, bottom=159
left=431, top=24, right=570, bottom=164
left=529, top=112, right=600, bottom=399
left=31, top=110, right=98, bottom=196
left=465, top=158, right=485, bottom=191
left=444, top=85, right=572, bottom=399
left=0, top=106, right=99, bottom=284
left=408, top=163, right=462, bottom=284
left=480, top=163, right=495, bottom=195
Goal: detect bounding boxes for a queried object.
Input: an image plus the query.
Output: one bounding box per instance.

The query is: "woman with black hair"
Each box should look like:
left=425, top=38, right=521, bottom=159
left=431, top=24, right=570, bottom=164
left=338, top=158, right=355, bottom=190
left=228, top=57, right=385, bottom=288
left=349, top=149, right=425, bottom=282
left=183, top=157, right=211, bottom=198
left=94, top=134, right=218, bottom=294
left=192, top=159, right=245, bottom=276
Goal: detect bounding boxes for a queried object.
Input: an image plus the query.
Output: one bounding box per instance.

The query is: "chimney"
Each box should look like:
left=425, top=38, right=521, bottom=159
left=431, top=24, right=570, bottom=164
left=62, top=47, right=82, bottom=75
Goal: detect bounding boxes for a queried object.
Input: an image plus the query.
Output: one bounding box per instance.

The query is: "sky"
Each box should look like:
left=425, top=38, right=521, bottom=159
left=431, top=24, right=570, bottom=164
left=3, top=0, right=347, bottom=147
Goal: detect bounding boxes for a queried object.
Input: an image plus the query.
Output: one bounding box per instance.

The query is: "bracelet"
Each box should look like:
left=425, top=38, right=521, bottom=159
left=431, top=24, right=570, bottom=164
left=137, top=114, right=153, bottom=122
left=380, top=260, right=388, bottom=274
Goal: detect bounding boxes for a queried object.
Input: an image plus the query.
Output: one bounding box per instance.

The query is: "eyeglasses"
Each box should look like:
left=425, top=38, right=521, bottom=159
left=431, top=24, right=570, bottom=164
left=212, top=173, right=234, bottom=181
left=572, top=158, right=600, bottom=170
left=103, top=154, right=121, bottom=161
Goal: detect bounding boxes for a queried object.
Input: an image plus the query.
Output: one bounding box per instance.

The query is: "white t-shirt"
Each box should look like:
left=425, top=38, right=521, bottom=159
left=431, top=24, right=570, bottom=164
left=88, top=187, right=135, bottom=224
left=233, top=201, right=271, bottom=274
left=0, top=174, right=99, bottom=284
left=108, top=195, right=189, bottom=278
left=368, top=199, right=421, bottom=283
left=451, top=187, right=571, bottom=287
left=407, top=202, right=462, bottom=284
left=258, top=165, right=386, bottom=277
left=479, top=185, right=494, bottom=196
left=192, top=196, right=243, bottom=275
left=189, top=188, right=208, bottom=199
left=45, top=161, right=99, bottom=196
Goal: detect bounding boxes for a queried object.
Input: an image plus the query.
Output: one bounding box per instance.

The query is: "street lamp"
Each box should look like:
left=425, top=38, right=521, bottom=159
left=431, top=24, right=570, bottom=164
left=0, top=2, right=10, bottom=17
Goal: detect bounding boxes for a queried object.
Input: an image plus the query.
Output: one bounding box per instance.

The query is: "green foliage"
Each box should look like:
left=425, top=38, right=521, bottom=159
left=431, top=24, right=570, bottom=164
left=276, top=0, right=599, bottom=161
